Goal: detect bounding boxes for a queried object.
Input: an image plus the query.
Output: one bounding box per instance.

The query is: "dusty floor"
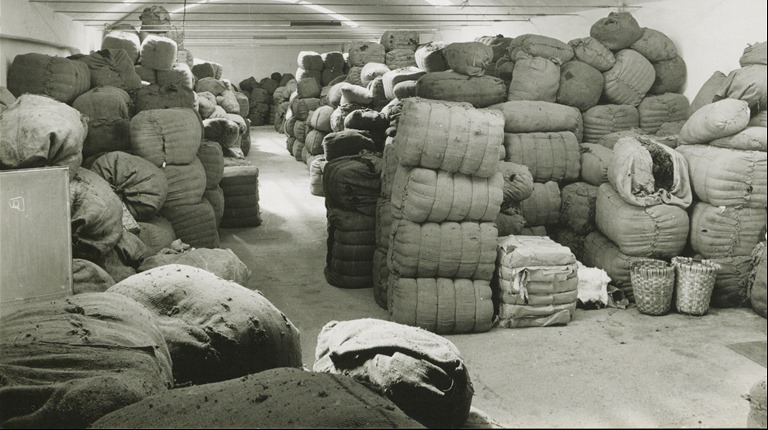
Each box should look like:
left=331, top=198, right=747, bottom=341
left=219, top=126, right=768, bottom=428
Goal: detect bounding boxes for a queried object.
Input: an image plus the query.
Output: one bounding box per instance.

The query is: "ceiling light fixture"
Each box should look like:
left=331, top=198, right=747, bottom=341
left=423, top=0, right=453, bottom=7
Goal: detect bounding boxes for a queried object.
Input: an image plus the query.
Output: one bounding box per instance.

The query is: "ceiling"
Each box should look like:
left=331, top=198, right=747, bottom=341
left=29, top=0, right=640, bottom=44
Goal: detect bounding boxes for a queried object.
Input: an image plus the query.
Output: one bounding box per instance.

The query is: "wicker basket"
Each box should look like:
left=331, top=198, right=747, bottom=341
left=630, top=258, right=675, bottom=316
left=672, top=257, right=721, bottom=316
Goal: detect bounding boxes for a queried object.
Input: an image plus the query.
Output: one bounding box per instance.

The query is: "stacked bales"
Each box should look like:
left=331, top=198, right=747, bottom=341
left=321, top=51, right=347, bottom=86
left=273, top=76, right=297, bottom=132
left=288, top=70, right=324, bottom=163
left=386, top=97, right=503, bottom=333
left=219, top=158, right=263, bottom=228
left=381, top=30, right=419, bottom=69
left=70, top=49, right=142, bottom=92
left=297, top=51, right=324, bottom=89
left=101, top=24, right=141, bottom=65
left=198, top=139, right=226, bottom=226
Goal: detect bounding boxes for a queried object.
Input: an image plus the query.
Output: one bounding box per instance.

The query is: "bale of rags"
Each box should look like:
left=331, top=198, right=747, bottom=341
left=568, top=37, right=616, bottom=72
left=388, top=276, right=494, bottom=334
left=97, top=230, right=148, bottom=283
left=195, top=76, right=228, bottom=95
left=314, top=318, right=473, bottom=428
left=580, top=143, right=613, bottom=186
left=710, top=126, right=767, bottom=151
left=714, top=65, right=767, bottom=112
left=348, top=41, right=386, bottom=67
left=0, top=292, right=173, bottom=429
left=508, top=34, right=574, bottom=64
left=296, top=67, right=322, bottom=88
left=102, top=26, right=141, bottom=64
left=6, top=53, right=90, bottom=104
left=519, top=181, right=561, bottom=227
left=324, top=207, right=377, bottom=289
left=415, top=71, right=507, bottom=108
left=488, top=100, right=583, bottom=141
left=360, top=62, right=390, bottom=86
left=649, top=55, right=687, bottom=95
left=156, top=62, right=195, bottom=89
left=204, top=186, right=225, bottom=226
left=697, top=255, right=752, bottom=308
left=597, top=129, right=645, bottom=150
left=72, top=258, right=116, bottom=294
left=476, top=34, right=514, bottom=62
left=71, top=86, right=132, bottom=157
left=323, top=154, right=382, bottom=216
left=309, top=105, right=335, bottom=133
left=72, top=49, right=142, bottom=91
left=108, top=264, right=302, bottom=385
left=415, top=41, right=449, bottom=72
left=130, top=108, right=203, bottom=167
left=496, top=208, right=527, bottom=236
left=497, top=161, right=534, bottom=205
left=382, top=66, right=427, bottom=100
left=560, top=182, right=599, bottom=235
left=138, top=247, right=251, bottom=285
left=297, top=76, right=322, bottom=98
left=689, top=202, right=766, bottom=259
left=137, top=215, right=176, bottom=254
left=443, top=42, right=494, bottom=77
left=216, top=89, right=241, bottom=114
left=678, top=98, right=750, bottom=145
left=393, top=80, right=417, bottom=100
left=135, top=83, right=195, bottom=112
left=385, top=48, right=418, bottom=69
left=582, top=104, right=640, bottom=143
left=380, top=30, right=419, bottom=52
left=309, top=155, right=327, bottom=196
left=630, top=28, right=677, bottom=62
left=637, top=93, right=689, bottom=134
left=740, top=41, right=767, bottom=67
left=297, top=50, right=323, bottom=71
left=161, top=157, right=207, bottom=208
left=191, top=59, right=223, bottom=80
left=90, top=151, right=168, bottom=221
left=507, top=56, right=560, bottom=102
left=556, top=60, right=604, bottom=112
left=602, top=49, right=655, bottom=106
left=749, top=242, right=767, bottom=317
left=196, top=90, right=217, bottom=118
left=688, top=71, right=727, bottom=117
left=595, top=183, right=689, bottom=258
left=503, top=131, right=581, bottom=183
left=90, top=368, right=423, bottom=429
left=395, top=97, right=503, bottom=178
left=0, top=94, right=86, bottom=180
left=139, top=34, right=177, bottom=70
left=589, top=12, right=644, bottom=50
left=203, top=117, right=242, bottom=157
left=340, top=85, right=374, bottom=106
left=330, top=103, right=367, bottom=132
left=322, top=51, right=345, bottom=70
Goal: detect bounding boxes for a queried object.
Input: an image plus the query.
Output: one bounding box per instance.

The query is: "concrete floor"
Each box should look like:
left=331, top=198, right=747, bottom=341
left=219, top=126, right=768, bottom=428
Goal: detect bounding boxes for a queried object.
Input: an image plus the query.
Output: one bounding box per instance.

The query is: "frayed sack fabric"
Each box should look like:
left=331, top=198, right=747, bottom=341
left=72, top=258, right=116, bottom=294
left=649, top=56, right=687, bottom=95
left=396, top=97, right=503, bottom=178
left=415, top=41, right=449, bottom=72
left=388, top=277, right=494, bottom=334
left=589, top=12, right=644, bottom=50
left=0, top=94, right=87, bottom=180
left=596, top=183, right=689, bottom=258
left=101, top=27, right=141, bottom=64
left=568, top=37, right=616, bottom=72
left=602, top=49, right=655, bottom=106
left=348, top=41, right=387, bottom=67
left=160, top=200, right=220, bottom=248
left=131, top=108, right=203, bottom=167
left=676, top=145, right=767, bottom=208
left=630, top=28, right=678, bottom=62
left=607, top=136, right=693, bottom=209
left=70, top=168, right=124, bottom=261
left=740, top=41, right=767, bottom=67
left=388, top=219, right=498, bottom=280
left=507, top=56, right=561, bottom=103
left=0, top=293, right=173, bottom=429
left=582, top=104, right=640, bottom=143
left=560, top=182, right=599, bottom=235
left=415, top=70, right=507, bottom=108
left=581, top=230, right=641, bottom=302
left=391, top=165, right=503, bottom=223
left=90, top=151, right=168, bottom=221
left=91, top=368, right=423, bottom=429
left=135, top=82, right=196, bottom=112
left=638, top=93, right=690, bottom=134
left=519, top=181, right=562, bottom=227
left=503, top=131, right=581, bottom=183
left=688, top=71, right=727, bottom=117
left=580, top=143, right=614, bottom=186
left=72, top=49, right=142, bottom=91
left=108, top=264, right=302, bottom=385
left=137, top=215, right=176, bottom=254
left=138, top=247, right=251, bottom=286
left=385, top=49, right=418, bottom=70
left=556, top=60, right=604, bottom=112
left=139, top=34, right=177, bottom=71
left=325, top=207, right=377, bottom=289
left=689, top=202, right=767, bottom=259
left=7, top=53, right=90, bottom=104
left=323, top=154, right=382, bottom=217
left=443, top=42, right=494, bottom=77
left=487, top=100, right=583, bottom=140
left=497, top=161, right=534, bottom=204
left=314, top=318, right=473, bottom=427
left=508, top=34, right=574, bottom=64
left=72, top=86, right=133, bottom=157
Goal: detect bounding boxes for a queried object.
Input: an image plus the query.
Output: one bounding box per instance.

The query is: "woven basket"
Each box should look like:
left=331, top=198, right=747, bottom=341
left=672, top=257, right=721, bottom=316
left=630, top=258, right=675, bottom=316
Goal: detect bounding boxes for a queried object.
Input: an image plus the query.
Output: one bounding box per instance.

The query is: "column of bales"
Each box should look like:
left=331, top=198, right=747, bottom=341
left=676, top=40, right=767, bottom=309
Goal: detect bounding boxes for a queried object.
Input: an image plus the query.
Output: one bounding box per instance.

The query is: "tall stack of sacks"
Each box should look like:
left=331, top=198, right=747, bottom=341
left=677, top=97, right=767, bottom=308
left=323, top=152, right=383, bottom=289
left=240, top=74, right=280, bottom=126
left=198, top=139, right=226, bottom=227
left=380, top=30, right=419, bottom=69
left=297, top=51, right=324, bottom=89
left=305, top=105, right=335, bottom=195
left=488, top=100, right=583, bottom=233
left=135, top=33, right=179, bottom=89
left=494, top=235, right=579, bottom=328
left=505, top=34, right=574, bottom=103
left=415, top=41, right=506, bottom=108
left=219, top=158, right=263, bottom=228
left=130, top=107, right=219, bottom=248
left=195, top=77, right=249, bottom=159
left=273, top=77, right=297, bottom=133
left=347, top=41, right=386, bottom=86
left=387, top=97, right=503, bottom=334
left=289, top=69, right=323, bottom=163
left=588, top=134, right=692, bottom=301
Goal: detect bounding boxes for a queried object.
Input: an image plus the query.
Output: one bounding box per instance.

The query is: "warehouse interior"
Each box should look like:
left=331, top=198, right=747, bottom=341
left=0, top=0, right=767, bottom=428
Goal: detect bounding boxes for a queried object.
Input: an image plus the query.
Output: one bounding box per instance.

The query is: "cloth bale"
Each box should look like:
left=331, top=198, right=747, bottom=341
left=580, top=143, right=613, bottom=186
left=138, top=247, right=251, bottom=285
left=324, top=207, right=377, bottom=289
left=297, top=50, right=323, bottom=71
left=69, top=168, right=124, bottom=260
left=581, top=230, right=640, bottom=301
left=102, top=27, right=141, bottom=64
left=688, top=71, right=728, bottom=117
left=560, top=182, right=599, bottom=235
left=72, top=86, right=133, bottom=157
left=497, top=161, right=534, bottom=205
left=161, top=200, right=220, bottom=248
left=415, top=70, right=507, bottom=108
left=73, top=49, right=142, bottom=91
left=582, top=104, right=640, bottom=143
left=589, top=12, right=644, bottom=50
left=556, top=60, right=604, bottom=112
left=649, top=56, right=687, bottom=95
left=135, top=83, right=196, bottom=113
left=139, top=34, right=177, bottom=71
left=630, top=28, right=678, bottom=62
left=380, top=30, right=419, bottom=52
left=507, top=56, right=561, bottom=102
left=714, top=65, right=767, bottom=112
left=690, top=202, right=766, bottom=259
left=137, top=215, right=176, bottom=254
left=568, top=37, right=616, bottom=72
left=503, top=131, right=581, bottom=183
left=519, top=181, right=561, bottom=227
left=385, top=49, right=418, bottom=70
left=638, top=93, right=689, bottom=134
left=508, top=34, right=575, bottom=64
left=382, top=66, right=427, bottom=100
left=131, top=108, right=202, bottom=167
left=323, top=154, right=382, bottom=216
left=710, top=126, right=767, bottom=151
left=348, top=41, right=387, bottom=67
left=414, top=41, right=449, bottom=72
left=680, top=98, right=751, bottom=145
left=7, top=53, right=90, bottom=104
left=487, top=100, right=583, bottom=139
left=602, top=49, right=655, bottom=106
left=72, top=258, right=116, bottom=294
left=443, top=42, right=494, bottom=77
left=740, top=41, right=767, bottom=67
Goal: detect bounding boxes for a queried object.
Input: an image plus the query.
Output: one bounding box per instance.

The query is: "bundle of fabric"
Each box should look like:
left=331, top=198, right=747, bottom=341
left=503, top=131, right=581, bottom=183
left=71, top=87, right=133, bottom=157
left=135, top=82, right=196, bottom=112
left=560, top=182, right=599, bottom=236
left=590, top=12, right=644, bottom=50
left=714, top=64, right=766, bottom=113
left=476, top=34, right=514, bottom=63
left=108, top=265, right=302, bottom=385
left=198, top=139, right=225, bottom=224
left=72, top=258, right=116, bottom=294
left=72, top=49, right=141, bottom=91
left=415, top=41, right=449, bottom=72
left=495, top=161, right=534, bottom=236
left=139, top=34, right=177, bottom=71
left=556, top=60, right=604, bottom=112
left=101, top=24, right=141, bottom=64
left=309, top=154, right=327, bottom=196
left=130, top=107, right=202, bottom=167
left=579, top=142, right=614, bottom=186
left=649, top=56, right=687, bottom=94
left=314, top=318, right=473, bottom=427
left=219, top=158, right=262, bottom=228
left=385, top=49, right=418, bottom=69
left=582, top=104, right=640, bottom=143
left=137, top=215, right=177, bottom=254
left=601, top=49, right=655, bottom=106
left=321, top=51, right=346, bottom=86
left=96, top=230, right=149, bottom=283
left=160, top=199, right=220, bottom=248
left=138, top=246, right=250, bottom=287
left=750, top=241, right=767, bottom=317
left=6, top=53, right=90, bottom=103
left=519, top=181, right=562, bottom=227
left=69, top=168, right=124, bottom=261
left=494, top=235, right=579, bottom=328
left=568, top=37, right=616, bottom=72
left=688, top=71, right=728, bottom=117
left=348, top=41, right=387, bottom=67
left=414, top=71, right=507, bottom=108
left=324, top=206, right=377, bottom=289
left=637, top=93, right=689, bottom=134
left=0, top=94, right=87, bottom=179
left=507, top=55, right=561, bottom=102
left=0, top=293, right=174, bottom=429
left=191, top=58, right=223, bottom=80
left=488, top=100, right=583, bottom=141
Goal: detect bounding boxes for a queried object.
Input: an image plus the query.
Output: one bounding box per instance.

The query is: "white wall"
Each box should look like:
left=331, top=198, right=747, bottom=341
left=184, top=43, right=346, bottom=86
left=431, top=0, right=766, bottom=102
left=0, top=0, right=102, bottom=86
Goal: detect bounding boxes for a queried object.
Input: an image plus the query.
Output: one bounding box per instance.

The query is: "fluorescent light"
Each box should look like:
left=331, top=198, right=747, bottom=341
left=423, top=0, right=453, bottom=7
